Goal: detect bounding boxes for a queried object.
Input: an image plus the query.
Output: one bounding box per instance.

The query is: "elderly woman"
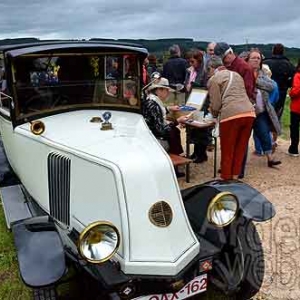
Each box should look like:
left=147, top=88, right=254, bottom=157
left=246, top=48, right=281, bottom=167
left=207, top=56, right=255, bottom=180
left=142, top=77, right=183, bottom=156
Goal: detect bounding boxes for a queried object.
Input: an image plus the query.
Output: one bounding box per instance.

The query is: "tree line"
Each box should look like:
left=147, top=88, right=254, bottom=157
left=1, top=37, right=300, bottom=62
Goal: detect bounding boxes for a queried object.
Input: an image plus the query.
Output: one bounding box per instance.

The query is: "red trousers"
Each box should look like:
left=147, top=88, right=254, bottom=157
left=220, top=117, right=254, bottom=180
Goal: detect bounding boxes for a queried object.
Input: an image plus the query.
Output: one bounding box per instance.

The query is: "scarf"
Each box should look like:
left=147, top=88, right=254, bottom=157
left=148, top=93, right=167, bottom=120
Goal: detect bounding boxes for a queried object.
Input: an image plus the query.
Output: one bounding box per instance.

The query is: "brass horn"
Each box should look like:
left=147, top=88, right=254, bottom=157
left=30, top=120, right=45, bottom=135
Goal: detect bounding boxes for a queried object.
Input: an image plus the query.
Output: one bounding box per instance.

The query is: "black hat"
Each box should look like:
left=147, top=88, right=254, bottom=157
left=214, top=42, right=233, bottom=58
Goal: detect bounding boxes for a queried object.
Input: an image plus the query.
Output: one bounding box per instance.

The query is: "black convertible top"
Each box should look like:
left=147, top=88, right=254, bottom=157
left=0, top=40, right=148, bottom=57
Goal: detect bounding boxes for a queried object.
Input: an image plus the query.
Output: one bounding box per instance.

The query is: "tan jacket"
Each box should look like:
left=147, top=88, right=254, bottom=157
left=207, top=69, right=255, bottom=121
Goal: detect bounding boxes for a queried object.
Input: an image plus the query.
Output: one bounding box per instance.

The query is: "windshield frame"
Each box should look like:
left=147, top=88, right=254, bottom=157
left=2, top=43, right=148, bottom=126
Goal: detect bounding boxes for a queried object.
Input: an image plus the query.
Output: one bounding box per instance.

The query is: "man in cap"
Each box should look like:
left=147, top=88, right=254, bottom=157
left=214, top=42, right=255, bottom=102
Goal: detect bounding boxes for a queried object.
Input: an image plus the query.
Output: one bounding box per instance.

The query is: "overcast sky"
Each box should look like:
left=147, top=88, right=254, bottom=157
left=1, top=0, right=300, bottom=48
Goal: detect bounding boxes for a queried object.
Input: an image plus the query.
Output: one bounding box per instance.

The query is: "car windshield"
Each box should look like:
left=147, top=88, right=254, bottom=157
left=12, top=52, right=141, bottom=120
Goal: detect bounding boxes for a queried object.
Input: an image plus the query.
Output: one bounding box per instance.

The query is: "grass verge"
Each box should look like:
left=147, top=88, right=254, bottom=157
left=0, top=200, right=31, bottom=300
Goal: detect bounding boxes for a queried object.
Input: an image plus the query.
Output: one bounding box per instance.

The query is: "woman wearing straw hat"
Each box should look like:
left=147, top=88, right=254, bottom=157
left=142, top=77, right=184, bottom=172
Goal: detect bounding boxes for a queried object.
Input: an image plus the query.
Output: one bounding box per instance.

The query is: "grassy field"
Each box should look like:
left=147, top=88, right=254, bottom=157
left=0, top=205, right=31, bottom=300
left=0, top=99, right=292, bottom=299
left=281, top=95, right=291, bottom=139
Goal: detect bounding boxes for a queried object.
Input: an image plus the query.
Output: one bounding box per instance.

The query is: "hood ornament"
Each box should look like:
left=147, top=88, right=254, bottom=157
left=101, top=111, right=113, bottom=130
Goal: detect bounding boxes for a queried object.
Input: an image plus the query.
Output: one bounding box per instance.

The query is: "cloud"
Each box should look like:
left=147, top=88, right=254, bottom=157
left=1, top=0, right=300, bottom=47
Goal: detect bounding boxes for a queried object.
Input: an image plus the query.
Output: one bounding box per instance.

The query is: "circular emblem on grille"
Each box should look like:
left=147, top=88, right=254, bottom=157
left=149, top=201, right=173, bottom=227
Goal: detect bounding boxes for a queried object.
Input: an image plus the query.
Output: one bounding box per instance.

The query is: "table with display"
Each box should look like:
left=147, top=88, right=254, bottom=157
left=181, top=119, right=217, bottom=183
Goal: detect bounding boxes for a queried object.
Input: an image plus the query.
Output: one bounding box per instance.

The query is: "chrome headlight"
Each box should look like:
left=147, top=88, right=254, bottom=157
left=78, top=221, right=120, bottom=263
left=207, top=192, right=238, bottom=227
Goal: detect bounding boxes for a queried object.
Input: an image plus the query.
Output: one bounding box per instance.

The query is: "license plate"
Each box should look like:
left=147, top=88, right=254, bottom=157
left=133, top=274, right=207, bottom=300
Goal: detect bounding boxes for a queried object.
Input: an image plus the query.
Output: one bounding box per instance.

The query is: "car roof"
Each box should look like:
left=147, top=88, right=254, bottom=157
left=0, top=40, right=148, bottom=57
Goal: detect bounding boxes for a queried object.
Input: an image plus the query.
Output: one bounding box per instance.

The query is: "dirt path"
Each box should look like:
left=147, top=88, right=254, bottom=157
left=178, top=135, right=300, bottom=300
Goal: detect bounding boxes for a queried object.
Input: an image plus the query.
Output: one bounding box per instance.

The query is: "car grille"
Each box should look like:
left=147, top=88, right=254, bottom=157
left=48, top=152, right=71, bottom=225
left=149, top=201, right=173, bottom=227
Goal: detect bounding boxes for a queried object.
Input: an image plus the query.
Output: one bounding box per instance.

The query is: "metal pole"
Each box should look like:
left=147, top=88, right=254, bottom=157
left=213, top=136, right=217, bottom=178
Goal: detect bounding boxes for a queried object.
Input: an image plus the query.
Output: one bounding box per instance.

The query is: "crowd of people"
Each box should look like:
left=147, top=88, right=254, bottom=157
left=1, top=42, right=298, bottom=181
left=142, top=42, right=299, bottom=180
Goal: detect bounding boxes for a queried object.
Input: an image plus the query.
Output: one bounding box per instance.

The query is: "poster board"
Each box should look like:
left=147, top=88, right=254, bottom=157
left=186, top=88, right=208, bottom=110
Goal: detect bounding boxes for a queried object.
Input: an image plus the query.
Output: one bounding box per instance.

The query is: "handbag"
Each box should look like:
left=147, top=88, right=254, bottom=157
left=212, top=71, right=234, bottom=138
left=212, top=121, right=219, bottom=138
left=263, top=95, right=281, bottom=135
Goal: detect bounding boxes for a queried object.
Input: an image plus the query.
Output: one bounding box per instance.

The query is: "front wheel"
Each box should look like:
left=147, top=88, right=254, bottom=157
left=236, top=220, right=264, bottom=299
left=211, top=218, right=264, bottom=300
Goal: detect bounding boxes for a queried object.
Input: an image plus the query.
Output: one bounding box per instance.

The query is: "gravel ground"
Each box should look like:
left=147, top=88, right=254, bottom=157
left=177, top=134, right=300, bottom=300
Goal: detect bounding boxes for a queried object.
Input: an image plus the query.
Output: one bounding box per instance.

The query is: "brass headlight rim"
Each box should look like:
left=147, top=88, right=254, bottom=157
left=78, top=220, right=121, bottom=264
left=207, top=191, right=239, bottom=227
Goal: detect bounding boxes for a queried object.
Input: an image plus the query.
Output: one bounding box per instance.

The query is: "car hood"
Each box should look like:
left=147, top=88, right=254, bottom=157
left=17, top=110, right=199, bottom=275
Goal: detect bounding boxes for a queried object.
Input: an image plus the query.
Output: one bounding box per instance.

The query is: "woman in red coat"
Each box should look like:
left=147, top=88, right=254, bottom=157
left=288, top=59, right=300, bottom=156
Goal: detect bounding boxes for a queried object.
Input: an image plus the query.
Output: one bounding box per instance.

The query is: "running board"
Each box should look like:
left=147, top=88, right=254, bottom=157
left=0, top=185, right=32, bottom=229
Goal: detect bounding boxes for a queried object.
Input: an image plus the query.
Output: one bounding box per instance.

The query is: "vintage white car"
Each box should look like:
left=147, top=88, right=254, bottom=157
left=0, top=41, right=275, bottom=300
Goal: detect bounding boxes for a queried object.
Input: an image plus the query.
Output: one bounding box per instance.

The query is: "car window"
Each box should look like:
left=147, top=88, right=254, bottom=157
left=12, top=52, right=141, bottom=120
left=104, top=55, right=138, bottom=104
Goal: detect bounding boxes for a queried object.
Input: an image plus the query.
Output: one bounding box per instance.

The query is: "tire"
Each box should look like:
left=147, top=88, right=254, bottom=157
left=236, top=219, right=264, bottom=300
left=33, top=286, right=58, bottom=300
left=211, top=218, right=264, bottom=300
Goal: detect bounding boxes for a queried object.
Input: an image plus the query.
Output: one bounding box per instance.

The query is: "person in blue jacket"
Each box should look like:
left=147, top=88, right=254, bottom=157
left=253, top=64, right=279, bottom=155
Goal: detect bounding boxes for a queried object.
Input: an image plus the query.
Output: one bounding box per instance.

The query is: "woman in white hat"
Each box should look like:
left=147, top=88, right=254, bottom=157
left=142, top=77, right=184, bottom=158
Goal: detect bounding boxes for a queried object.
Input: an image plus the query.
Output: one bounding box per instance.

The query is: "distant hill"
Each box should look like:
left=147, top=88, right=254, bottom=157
left=1, top=37, right=300, bottom=62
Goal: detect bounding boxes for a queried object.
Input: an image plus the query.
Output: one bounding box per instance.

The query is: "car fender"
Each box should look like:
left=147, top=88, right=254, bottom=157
left=205, top=180, right=275, bottom=222
left=12, top=216, right=66, bottom=288
left=182, top=180, right=275, bottom=259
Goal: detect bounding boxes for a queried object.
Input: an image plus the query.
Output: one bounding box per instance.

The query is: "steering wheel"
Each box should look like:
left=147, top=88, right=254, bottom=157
left=50, top=93, right=69, bottom=108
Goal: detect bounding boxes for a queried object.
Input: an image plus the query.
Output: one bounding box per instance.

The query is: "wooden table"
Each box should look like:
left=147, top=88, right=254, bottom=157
left=181, top=119, right=217, bottom=182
